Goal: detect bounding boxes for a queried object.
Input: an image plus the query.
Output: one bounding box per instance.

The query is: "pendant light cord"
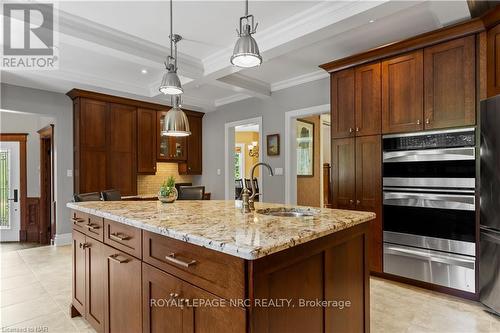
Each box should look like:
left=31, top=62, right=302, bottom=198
left=245, top=0, right=248, bottom=17
left=170, top=0, right=174, bottom=68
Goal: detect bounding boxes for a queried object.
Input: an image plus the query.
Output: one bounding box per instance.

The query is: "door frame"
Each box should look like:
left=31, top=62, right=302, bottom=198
left=38, top=124, right=54, bottom=244
left=284, top=104, right=329, bottom=205
left=0, top=133, right=28, bottom=241
left=224, top=117, right=263, bottom=201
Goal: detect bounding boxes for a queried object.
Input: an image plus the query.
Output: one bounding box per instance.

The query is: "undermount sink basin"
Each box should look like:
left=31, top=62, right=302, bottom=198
left=256, top=207, right=319, bottom=218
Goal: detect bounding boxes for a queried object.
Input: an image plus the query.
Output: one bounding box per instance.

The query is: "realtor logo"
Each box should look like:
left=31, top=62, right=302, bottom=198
left=2, top=2, right=59, bottom=69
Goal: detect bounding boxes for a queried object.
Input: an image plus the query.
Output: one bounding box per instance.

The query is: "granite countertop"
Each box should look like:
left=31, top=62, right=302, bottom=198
left=66, top=200, right=375, bottom=260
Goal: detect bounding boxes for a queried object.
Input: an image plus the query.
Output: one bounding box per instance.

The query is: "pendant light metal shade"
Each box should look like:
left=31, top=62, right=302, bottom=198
left=159, top=69, right=183, bottom=95
left=162, top=96, right=191, bottom=137
left=231, top=0, right=262, bottom=68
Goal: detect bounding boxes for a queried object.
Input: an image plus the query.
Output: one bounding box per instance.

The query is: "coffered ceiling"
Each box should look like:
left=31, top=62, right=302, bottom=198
left=1, top=1, right=471, bottom=111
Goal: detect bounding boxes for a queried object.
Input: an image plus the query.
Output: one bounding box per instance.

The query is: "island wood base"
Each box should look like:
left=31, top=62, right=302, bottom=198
left=70, top=209, right=370, bottom=333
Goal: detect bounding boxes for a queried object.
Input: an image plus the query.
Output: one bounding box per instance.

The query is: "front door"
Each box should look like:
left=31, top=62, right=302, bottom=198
left=0, top=141, right=21, bottom=241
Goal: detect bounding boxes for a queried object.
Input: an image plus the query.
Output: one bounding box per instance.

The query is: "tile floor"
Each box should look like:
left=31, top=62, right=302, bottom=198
left=1, top=243, right=499, bottom=333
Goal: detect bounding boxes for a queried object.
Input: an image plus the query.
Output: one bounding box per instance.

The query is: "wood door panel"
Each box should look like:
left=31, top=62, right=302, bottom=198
left=80, top=99, right=107, bottom=148
left=179, top=115, right=202, bottom=175
left=355, top=135, right=382, bottom=273
left=382, top=51, right=423, bottom=134
left=331, top=138, right=355, bottom=210
left=331, top=69, right=355, bottom=138
left=137, top=109, right=157, bottom=174
left=72, top=230, right=86, bottom=316
left=104, top=245, right=142, bottom=333
left=424, top=36, right=475, bottom=129
left=85, top=237, right=105, bottom=333
left=487, top=23, right=500, bottom=97
left=355, top=62, right=381, bottom=136
left=142, top=263, right=187, bottom=333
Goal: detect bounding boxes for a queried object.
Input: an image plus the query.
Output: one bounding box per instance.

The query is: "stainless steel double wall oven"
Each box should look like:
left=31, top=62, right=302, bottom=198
left=382, top=128, right=476, bottom=293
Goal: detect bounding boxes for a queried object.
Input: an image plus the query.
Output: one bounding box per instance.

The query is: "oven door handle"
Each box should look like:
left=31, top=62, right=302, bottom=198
left=383, top=147, right=475, bottom=163
left=383, top=192, right=475, bottom=211
left=385, top=245, right=475, bottom=269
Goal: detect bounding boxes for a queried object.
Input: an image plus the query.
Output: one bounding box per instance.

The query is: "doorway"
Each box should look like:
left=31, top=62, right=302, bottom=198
left=38, top=124, right=54, bottom=244
left=224, top=117, right=263, bottom=201
left=0, top=134, right=27, bottom=242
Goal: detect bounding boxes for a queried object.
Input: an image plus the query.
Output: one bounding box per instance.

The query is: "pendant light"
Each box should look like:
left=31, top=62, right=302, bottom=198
left=230, top=0, right=262, bottom=68
left=162, top=95, right=191, bottom=137
left=159, top=0, right=183, bottom=95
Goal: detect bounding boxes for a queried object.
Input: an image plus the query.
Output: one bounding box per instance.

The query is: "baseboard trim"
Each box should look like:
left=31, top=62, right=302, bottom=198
left=53, top=233, right=72, bottom=246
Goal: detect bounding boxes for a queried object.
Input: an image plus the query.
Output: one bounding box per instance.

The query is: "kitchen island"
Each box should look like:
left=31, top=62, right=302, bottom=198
left=67, top=200, right=375, bottom=333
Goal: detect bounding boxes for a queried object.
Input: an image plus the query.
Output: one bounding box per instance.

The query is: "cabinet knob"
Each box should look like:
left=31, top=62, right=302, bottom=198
left=81, top=243, right=90, bottom=249
left=169, top=293, right=179, bottom=299
left=416, top=119, right=421, bottom=125
left=349, top=199, right=354, bottom=204
left=355, top=127, right=360, bottom=132
left=349, top=128, right=353, bottom=133
left=425, top=118, right=430, bottom=124
left=356, top=200, right=361, bottom=205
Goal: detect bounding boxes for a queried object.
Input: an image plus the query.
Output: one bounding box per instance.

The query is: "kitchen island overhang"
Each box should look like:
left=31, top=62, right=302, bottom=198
left=68, top=200, right=374, bottom=333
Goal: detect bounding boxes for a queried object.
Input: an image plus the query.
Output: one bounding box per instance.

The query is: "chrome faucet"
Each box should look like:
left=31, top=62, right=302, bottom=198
left=241, top=162, right=273, bottom=211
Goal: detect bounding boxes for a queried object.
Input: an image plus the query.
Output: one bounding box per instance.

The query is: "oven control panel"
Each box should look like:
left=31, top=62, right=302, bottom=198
left=383, top=129, right=475, bottom=151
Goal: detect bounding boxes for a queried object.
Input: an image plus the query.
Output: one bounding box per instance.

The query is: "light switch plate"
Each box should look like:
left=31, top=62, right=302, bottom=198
left=274, top=167, right=283, bottom=176
left=217, top=169, right=221, bottom=176
left=67, top=170, right=73, bottom=177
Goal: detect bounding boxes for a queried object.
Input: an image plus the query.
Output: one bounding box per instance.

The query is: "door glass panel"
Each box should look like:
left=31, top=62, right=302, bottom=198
left=159, top=115, right=170, bottom=158
left=0, top=150, right=10, bottom=228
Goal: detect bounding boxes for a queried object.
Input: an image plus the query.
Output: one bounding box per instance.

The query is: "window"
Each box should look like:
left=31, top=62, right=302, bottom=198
left=0, top=150, right=10, bottom=228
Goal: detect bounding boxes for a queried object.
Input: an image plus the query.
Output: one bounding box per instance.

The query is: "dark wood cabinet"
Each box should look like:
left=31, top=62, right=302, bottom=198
left=72, top=230, right=106, bottom=333
left=487, top=23, right=500, bottom=97
left=331, top=69, right=355, bottom=138
left=137, top=109, right=157, bottom=174
left=355, top=62, right=381, bottom=136
left=107, top=104, right=137, bottom=196
left=332, top=135, right=382, bottom=272
left=424, top=36, right=476, bottom=129
left=179, top=113, right=203, bottom=175
left=355, top=136, right=382, bottom=273
left=331, top=138, right=355, bottom=210
left=104, top=244, right=142, bottom=333
left=382, top=51, right=424, bottom=134
left=157, top=110, right=187, bottom=162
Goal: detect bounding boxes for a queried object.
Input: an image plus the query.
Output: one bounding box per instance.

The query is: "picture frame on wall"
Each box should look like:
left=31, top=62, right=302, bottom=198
left=296, top=119, right=314, bottom=177
left=266, top=134, right=280, bottom=156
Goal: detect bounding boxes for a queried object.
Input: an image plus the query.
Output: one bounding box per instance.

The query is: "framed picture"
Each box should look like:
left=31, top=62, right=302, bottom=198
left=266, top=134, right=280, bottom=156
left=296, top=119, right=314, bottom=177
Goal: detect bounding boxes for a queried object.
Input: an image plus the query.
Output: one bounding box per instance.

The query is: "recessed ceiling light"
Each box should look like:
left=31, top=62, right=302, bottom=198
left=141, top=69, right=148, bottom=74
left=369, top=19, right=376, bottom=23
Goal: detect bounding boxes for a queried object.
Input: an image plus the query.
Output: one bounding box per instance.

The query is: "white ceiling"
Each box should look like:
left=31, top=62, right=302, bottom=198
left=1, top=1, right=471, bottom=112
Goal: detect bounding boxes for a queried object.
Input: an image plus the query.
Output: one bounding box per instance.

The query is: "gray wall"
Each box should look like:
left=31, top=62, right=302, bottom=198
left=0, top=111, right=56, bottom=197
left=1, top=83, right=74, bottom=237
left=199, top=78, right=330, bottom=203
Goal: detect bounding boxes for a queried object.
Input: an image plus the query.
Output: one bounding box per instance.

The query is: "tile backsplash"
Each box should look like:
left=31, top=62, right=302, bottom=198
left=137, top=162, right=193, bottom=195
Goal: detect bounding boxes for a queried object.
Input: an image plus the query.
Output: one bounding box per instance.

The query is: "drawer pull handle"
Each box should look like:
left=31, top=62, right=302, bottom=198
left=71, top=218, right=85, bottom=224
left=165, top=253, right=197, bottom=268
left=86, top=224, right=99, bottom=230
left=110, top=233, right=130, bottom=241
left=108, top=254, right=128, bottom=264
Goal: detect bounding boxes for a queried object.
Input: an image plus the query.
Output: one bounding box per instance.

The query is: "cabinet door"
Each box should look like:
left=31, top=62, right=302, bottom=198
left=355, top=135, right=382, bottom=273
left=157, top=111, right=187, bottom=161
left=137, top=108, right=157, bottom=174
left=487, top=23, right=500, bottom=97
left=424, top=36, right=475, bottom=129
left=355, top=62, right=381, bottom=136
left=104, top=245, right=142, bottom=333
left=72, top=230, right=86, bottom=316
left=108, top=103, right=137, bottom=196
left=331, top=69, right=355, bottom=138
left=331, top=138, right=355, bottom=210
left=142, top=263, right=189, bottom=333
left=78, top=99, right=107, bottom=193
left=179, top=115, right=202, bottom=175
left=85, top=237, right=106, bottom=333
left=382, top=51, right=423, bottom=134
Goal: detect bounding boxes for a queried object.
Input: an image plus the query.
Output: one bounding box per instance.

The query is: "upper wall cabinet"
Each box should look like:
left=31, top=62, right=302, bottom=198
left=424, top=36, right=476, bottom=129
left=381, top=50, right=424, bottom=134
left=157, top=110, right=187, bottom=162
left=179, top=113, right=204, bottom=175
left=331, top=69, right=355, bottom=138
left=137, top=108, right=157, bottom=175
left=355, top=63, right=381, bottom=136
left=487, top=23, right=500, bottom=97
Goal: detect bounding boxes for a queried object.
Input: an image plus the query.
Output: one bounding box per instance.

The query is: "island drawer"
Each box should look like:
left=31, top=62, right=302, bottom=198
left=71, top=211, right=104, bottom=241
left=143, top=231, right=245, bottom=300
left=104, top=219, right=142, bottom=259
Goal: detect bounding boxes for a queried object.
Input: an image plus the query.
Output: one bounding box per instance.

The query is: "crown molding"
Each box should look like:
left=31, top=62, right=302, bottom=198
left=214, top=93, right=250, bottom=108
left=271, top=70, right=329, bottom=92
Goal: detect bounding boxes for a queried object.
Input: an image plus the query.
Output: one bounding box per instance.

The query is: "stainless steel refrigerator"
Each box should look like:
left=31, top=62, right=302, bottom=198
left=480, top=94, right=500, bottom=315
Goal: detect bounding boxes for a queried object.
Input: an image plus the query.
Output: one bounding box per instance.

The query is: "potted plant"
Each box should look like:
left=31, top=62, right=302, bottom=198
left=158, top=176, right=178, bottom=203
